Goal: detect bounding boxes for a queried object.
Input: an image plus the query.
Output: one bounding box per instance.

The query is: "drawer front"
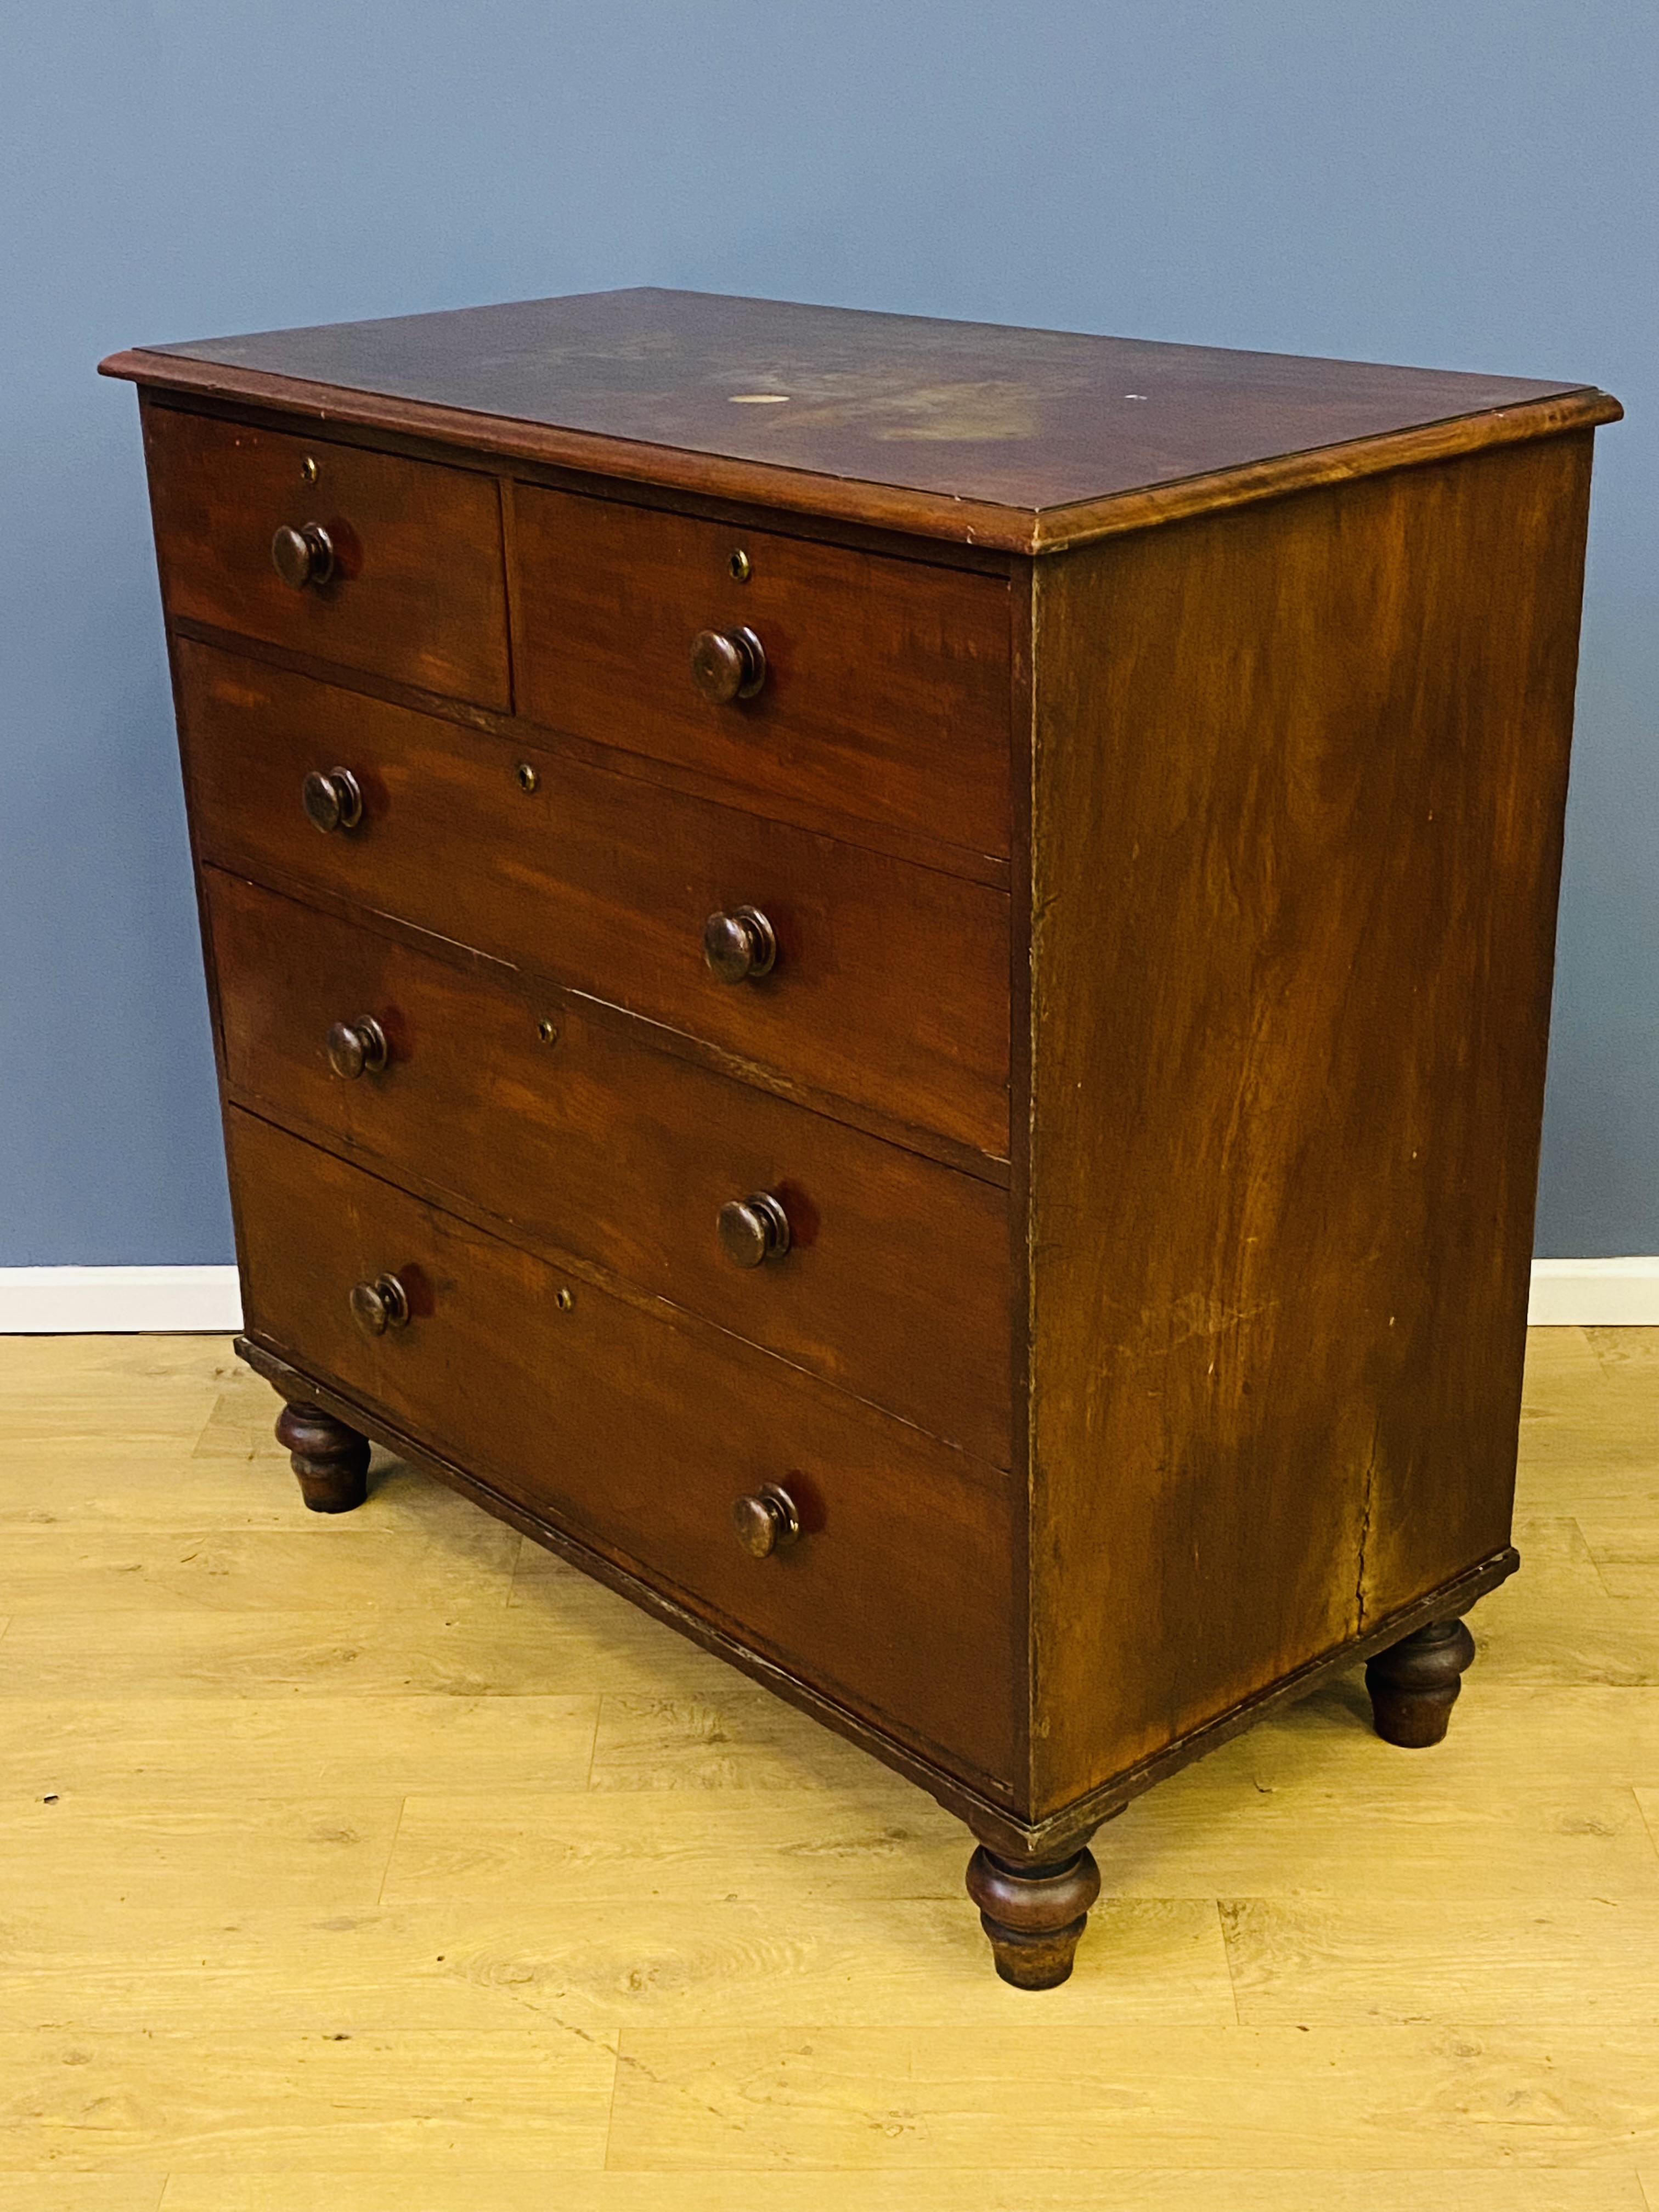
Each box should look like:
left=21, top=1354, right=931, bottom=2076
left=179, top=641, right=1009, bottom=1158
left=143, top=407, right=511, bottom=707
left=229, top=1108, right=1015, bottom=1784
left=514, top=487, right=1011, bottom=856
left=208, top=870, right=1012, bottom=1463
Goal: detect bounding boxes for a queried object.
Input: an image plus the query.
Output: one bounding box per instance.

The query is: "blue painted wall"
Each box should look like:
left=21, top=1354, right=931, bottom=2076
left=2, top=0, right=1653, bottom=1262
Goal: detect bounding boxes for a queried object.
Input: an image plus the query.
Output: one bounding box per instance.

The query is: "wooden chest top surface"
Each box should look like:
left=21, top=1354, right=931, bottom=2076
left=102, top=287, right=1616, bottom=550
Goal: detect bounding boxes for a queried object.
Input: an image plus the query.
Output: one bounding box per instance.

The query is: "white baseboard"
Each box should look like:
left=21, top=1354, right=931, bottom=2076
left=1, top=1259, right=1656, bottom=1334
left=0, top=1266, right=244, bottom=1334
left=1526, top=1257, right=1659, bottom=1327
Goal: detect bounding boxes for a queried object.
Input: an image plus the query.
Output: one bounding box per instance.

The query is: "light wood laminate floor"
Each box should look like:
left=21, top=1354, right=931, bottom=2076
left=0, top=1326, right=1655, bottom=2208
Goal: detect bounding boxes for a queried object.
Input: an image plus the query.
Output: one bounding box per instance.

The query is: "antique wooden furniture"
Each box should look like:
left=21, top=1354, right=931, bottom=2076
left=104, top=292, right=1619, bottom=1986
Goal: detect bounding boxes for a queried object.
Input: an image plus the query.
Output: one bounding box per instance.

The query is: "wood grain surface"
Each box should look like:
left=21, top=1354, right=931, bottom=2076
left=514, top=484, right=1011, bottom=854
left=101, top=288, right=1619, bottom=551
left=0, top=1323, right=1654, bottom=2197
left=176, top=640, right=1011, bottom=1161
left=118, top=292, right=1621, bottom=1995
left=228, top=1108, right=1017, bottom=1784
left=1023, top=432, right=1596, bottom=1814
left=141, top=402, right=510, bottom=707
left=206, top=869, right=1012, bottom=1462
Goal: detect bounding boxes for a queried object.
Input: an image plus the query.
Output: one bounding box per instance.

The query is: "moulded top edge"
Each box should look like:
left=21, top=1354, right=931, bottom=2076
left=99, top=286, right=1620, bottom=553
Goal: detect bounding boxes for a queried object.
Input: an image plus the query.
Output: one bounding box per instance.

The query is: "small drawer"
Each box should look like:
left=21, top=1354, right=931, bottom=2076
left=142, top=406, right=510, bottom=707
left=178, top=641, right=1009, bottom=1159
left=229, top=1108, right=1016, bottom=1785
left=514, top=487, right=1011, bottom=856
left=208, top=871, right=1012, bottom=1462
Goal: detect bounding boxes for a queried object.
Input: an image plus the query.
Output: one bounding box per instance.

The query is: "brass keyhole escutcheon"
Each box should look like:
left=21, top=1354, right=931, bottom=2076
left=515, top=761, right=539, bottom=794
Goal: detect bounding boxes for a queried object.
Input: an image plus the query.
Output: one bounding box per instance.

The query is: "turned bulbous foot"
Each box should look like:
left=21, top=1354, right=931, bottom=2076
left=966, top=1843, right=1101, bottom=1988
left=1365, top=1616, right=1476, bottom=1747
left=276, top=1400, right=370, bottom=1514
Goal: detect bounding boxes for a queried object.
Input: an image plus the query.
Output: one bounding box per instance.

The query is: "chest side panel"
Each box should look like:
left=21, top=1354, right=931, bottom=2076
left=1026, top=433, right=1595, bottom=1814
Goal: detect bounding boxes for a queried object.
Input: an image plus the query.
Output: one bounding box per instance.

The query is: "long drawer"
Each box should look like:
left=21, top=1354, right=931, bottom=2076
left=144, top=408, right=511, bottom=707
left=207, top=868, right=1012, bottom=1462
left=229, top=1108, right=1015, bottom=1784
left=177, top=640, right=1011, bottom=1159
left=514, top=486, right=1012, bottom=856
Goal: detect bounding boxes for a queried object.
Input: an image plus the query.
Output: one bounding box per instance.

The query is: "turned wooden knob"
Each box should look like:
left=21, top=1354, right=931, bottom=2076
left=718, top=1192, right=791, bottom=1267
left=732, top=1482, right=802, bottom=1557
left=349, top=1273, right=410, bottom=1336
left=272, top=521, right=336, bottom=589
left=325, top=1017, right=389, bottom=1080
left=702, top=905, right=777, bottom=983
left=302, top=768, right=364, bottom=834
left=690, top=625, right=766, bottom=703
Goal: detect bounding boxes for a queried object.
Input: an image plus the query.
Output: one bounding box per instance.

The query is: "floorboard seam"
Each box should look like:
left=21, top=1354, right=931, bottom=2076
left=1635, top=1786, right=1659, bottom=1867
left=1216, top=1897, right=1244, bottom=2027
left=375, top=1794, right=408, bottom=1906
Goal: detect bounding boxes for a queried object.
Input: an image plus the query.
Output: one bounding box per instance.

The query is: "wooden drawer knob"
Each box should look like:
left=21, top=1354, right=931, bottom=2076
left=702, top=905, right=776, bottom=983
left=718, top=1192, right=791, bottom=1267
left=272, top=522, right=336, bottom=590
left=326, top=1017, right=389, bottom=1080
left=302, top=768, right=364, bottom=834
left=349, top=1273, right=410, bottom=1336
left=732, top=1482, right=802, bottom=1558
left=690, top=625, right=766, bottom=703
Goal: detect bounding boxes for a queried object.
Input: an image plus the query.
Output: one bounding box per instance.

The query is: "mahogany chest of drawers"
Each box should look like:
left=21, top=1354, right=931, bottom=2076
left=104, top=291, right=1620, bottom=1984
